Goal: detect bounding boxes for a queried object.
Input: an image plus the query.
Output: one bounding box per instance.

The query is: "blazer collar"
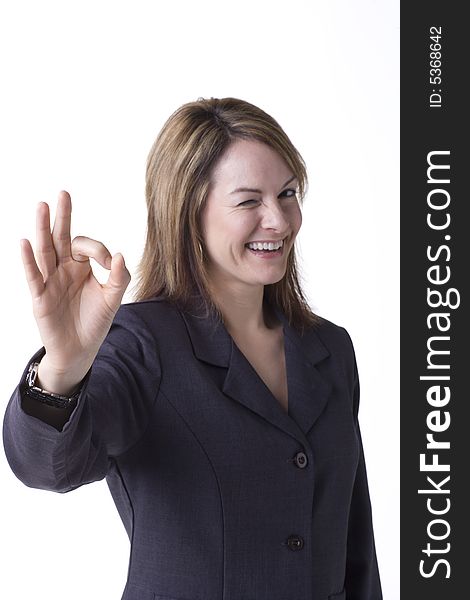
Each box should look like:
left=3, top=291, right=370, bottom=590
left=179, top=302, right=332, bottom=445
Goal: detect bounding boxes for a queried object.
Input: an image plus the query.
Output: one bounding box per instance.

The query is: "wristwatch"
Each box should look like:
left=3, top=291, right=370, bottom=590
left=24, top=361, right=82, bottom=408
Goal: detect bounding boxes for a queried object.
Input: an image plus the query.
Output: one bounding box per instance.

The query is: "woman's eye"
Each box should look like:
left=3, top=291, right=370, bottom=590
left=280, top=188, right=297, bottom=198
left=238, top=199, right=259, bottom=206
left=237, top=190, right=297, bottom=206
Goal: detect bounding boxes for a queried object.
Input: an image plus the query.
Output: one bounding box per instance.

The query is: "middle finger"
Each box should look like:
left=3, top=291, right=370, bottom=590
left=51, top=190, right=72, bottom=262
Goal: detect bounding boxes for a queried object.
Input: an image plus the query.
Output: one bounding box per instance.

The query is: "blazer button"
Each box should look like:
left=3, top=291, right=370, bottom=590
left=286, top=535, right=304, bottom=551
left=294, top=451, right=308, bottom=469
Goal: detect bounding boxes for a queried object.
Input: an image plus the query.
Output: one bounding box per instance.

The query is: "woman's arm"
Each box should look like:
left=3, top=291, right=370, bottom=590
left=344, top=345, right=383, bottom=599
left=2, top=305, right=162, bottom=492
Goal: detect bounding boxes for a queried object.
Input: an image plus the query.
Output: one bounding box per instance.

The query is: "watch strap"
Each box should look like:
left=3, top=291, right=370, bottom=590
left=24, top=361, right=82, bottom=409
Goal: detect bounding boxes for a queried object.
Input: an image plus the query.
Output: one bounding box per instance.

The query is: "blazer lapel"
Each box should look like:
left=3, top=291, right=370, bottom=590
left=274, top=307, right=332, bottom=436
left=180, top=303, right=332, bottom=444
left=222, top=336, right=306, bottom=443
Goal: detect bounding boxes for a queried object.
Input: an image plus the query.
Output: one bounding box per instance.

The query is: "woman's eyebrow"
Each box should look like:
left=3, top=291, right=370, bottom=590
left=229, top=175, right=297, bottom=195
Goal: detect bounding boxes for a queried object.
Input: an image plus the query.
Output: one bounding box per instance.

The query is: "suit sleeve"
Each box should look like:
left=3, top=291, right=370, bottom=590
left=343, top=332, right=383, bottom=600
left=2, top=304, right=162, bottom=493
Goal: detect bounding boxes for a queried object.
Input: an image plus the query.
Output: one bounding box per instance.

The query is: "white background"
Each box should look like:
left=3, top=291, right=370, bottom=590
left=0, top=1, right=399, bottom=598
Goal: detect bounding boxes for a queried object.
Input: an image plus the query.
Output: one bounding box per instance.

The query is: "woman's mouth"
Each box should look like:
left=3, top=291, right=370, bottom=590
left=244, top=238, right=285, bottom=258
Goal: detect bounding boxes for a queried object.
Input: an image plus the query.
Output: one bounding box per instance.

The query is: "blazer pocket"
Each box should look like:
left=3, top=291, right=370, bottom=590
left=154, top=596, right=194, bottom=600
left=328, top=589, right=346, bottom=600
left=123, top=588, right=192, bottom=600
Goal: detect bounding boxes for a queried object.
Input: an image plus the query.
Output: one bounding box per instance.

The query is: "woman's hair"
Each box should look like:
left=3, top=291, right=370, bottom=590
left=132, top=97, right=319, bottom=333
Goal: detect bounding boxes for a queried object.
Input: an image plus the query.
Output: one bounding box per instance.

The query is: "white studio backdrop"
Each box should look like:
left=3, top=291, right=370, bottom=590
left=0, top=1, right=399, bottom=599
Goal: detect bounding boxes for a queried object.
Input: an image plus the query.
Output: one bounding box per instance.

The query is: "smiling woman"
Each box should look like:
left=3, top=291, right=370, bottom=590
left=136, top=97, right=314, bottom=334
left=200, top=139, right=302, bottom=300
left=3, top=97, right=383, bottom=600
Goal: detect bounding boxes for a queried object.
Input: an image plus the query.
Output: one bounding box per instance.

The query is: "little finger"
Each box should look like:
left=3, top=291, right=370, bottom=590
left=20, top=238, right=45, bottom=299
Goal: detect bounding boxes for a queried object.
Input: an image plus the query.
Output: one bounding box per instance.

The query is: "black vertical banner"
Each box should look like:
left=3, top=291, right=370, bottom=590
left=401, top=3, right=468, bottom=598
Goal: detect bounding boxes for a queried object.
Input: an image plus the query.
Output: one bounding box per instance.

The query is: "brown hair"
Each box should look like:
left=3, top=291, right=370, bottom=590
left=132, top=97, right=319, bottom=333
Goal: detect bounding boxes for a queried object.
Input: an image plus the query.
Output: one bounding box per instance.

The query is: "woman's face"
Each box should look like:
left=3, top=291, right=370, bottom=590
left=200, top=138, right=302, bottom=294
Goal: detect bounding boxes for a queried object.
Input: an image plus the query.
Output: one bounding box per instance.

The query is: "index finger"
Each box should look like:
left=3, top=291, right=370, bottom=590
left=51, top=190, right=72, bottom=262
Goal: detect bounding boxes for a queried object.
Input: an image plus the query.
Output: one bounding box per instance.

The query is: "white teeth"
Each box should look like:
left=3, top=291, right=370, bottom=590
left=247, top=240, right=283, bottom=251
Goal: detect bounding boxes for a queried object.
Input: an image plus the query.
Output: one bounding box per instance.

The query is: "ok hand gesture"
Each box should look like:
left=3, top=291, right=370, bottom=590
left=20, top=191, right=131, bottom=394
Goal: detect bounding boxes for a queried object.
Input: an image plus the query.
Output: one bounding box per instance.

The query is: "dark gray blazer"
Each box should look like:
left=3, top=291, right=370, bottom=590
left=3, top=297, right=382, bottom=600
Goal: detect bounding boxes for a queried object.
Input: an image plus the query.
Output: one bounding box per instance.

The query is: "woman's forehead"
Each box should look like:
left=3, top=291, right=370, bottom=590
left=211, top=139, right=294, bottom=190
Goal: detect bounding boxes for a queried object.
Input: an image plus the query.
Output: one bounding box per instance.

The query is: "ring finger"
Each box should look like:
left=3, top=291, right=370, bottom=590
left=35, top=202, right=57, bottom=279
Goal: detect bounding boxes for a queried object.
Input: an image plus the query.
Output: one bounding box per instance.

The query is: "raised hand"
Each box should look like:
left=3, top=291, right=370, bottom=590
left=20, top=191, right=131, bottom=395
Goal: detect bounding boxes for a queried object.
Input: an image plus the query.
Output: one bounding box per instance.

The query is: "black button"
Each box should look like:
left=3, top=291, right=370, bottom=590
left=294, top=451, right=308, bottom=469
left=286, top=535, right=304, bottom=551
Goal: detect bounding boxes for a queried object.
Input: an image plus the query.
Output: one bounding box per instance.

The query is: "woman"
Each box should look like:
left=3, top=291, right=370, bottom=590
left=3, top=97, right=382, bottom=600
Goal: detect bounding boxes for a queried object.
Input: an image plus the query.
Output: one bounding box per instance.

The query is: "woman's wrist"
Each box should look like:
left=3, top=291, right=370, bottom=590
left=36, top=355, right=90, bottom=397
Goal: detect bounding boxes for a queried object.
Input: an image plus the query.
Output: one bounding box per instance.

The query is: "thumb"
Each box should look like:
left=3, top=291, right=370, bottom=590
left=103, top=253, right=131, bottom=309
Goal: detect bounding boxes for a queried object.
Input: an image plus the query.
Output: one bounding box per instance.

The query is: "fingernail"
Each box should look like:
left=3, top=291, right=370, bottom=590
left=105, top=256, right=112, bottom=269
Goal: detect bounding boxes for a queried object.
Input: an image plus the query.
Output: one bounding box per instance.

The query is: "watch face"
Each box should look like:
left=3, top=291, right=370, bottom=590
left=27, top=362, right=40, bottom=388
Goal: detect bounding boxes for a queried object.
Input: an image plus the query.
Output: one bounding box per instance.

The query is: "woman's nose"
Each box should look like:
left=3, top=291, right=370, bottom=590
left=260, top=200, right=290, bottom=232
